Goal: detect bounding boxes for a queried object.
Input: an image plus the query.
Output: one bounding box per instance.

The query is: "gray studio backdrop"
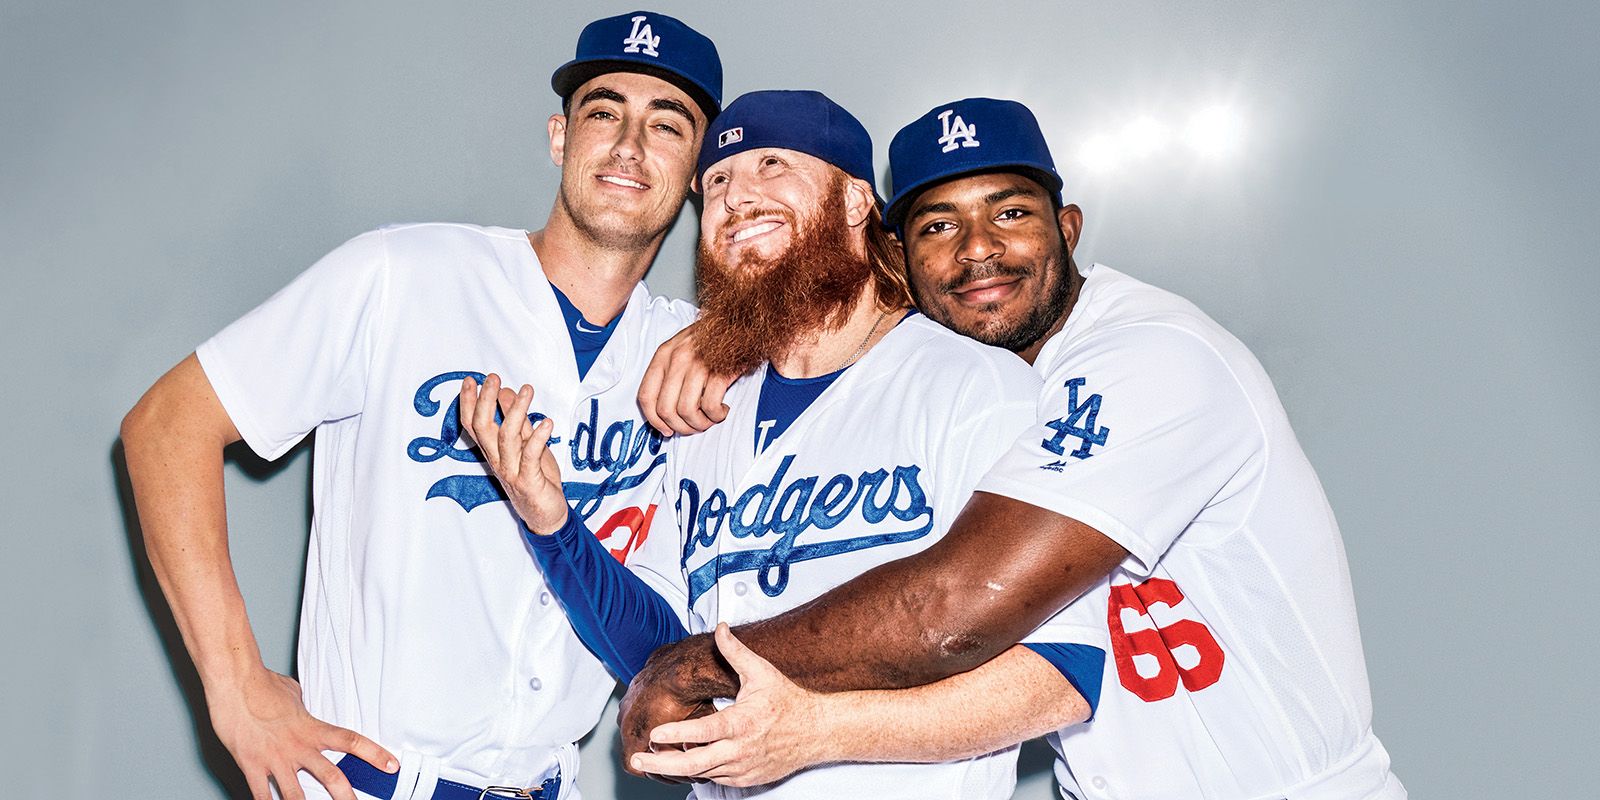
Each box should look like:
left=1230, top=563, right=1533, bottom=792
left=3, top=0, right=1595, bottom=797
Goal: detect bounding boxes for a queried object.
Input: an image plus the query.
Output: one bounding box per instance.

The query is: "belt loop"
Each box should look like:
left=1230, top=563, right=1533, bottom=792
left=410, top=752, right=441, bottom=800
left=387, top=750, right=423, bottom=800
left=551, top=743, right=578, bottom=800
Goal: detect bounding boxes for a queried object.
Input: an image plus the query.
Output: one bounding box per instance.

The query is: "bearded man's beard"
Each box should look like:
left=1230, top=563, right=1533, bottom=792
left=695, top=189, right=873, bottom=376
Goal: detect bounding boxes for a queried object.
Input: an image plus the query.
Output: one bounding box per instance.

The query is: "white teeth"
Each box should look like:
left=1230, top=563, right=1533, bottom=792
left=598, top=175, right=647, bottom=189
left=732, top=221, right=781, bottom=242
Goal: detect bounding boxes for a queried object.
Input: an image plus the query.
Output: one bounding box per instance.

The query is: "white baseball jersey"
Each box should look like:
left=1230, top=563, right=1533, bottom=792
left=196, top=223, right=695, bottom=798
left=979, top=263, right=1405, bottom=800
left=630, top=314, right=1044, bottom=800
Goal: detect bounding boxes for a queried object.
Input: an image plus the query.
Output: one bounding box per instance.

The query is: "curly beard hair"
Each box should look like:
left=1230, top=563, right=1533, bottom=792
left=694, top=180, right=873, bottom=377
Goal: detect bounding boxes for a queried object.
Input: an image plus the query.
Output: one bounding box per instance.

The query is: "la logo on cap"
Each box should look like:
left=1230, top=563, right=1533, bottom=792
left=623, top=15, right=660, bottom=56
left=718, top=127, right=744, bottom=147
left=937, top=108, right=979, bottom=153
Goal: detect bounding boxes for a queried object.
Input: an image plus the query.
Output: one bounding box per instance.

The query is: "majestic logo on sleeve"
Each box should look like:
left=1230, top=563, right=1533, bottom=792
left=622, top=15, right=661, bottom=56
left=937, top=108, right=980, bottom=153
left=406, top=372, right=665, bottom=549
left=677, top=454, right=935, bottom=604
left=1039, top=377, right=1110, bottom=467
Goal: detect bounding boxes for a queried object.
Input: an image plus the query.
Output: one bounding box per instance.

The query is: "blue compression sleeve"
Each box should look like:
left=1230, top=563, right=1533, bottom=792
left=525, top=512, right=688, bottom=683
left=1022, top=643, right=1107, bottom=721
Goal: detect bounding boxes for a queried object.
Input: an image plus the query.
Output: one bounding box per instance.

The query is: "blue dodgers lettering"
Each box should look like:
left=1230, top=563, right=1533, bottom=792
left=563, top=397, right=667, bottom=520
left=406, top=370, right=559, bottom=512
left=678, top=455, right=935, bottom=604
left=1041, top=377, right=1110, bottom=461
left=406, top=372, right=663, bottom=518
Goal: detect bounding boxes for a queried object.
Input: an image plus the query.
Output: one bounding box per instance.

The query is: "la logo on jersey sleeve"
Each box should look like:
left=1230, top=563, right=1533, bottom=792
left=1039, top=376, right=1111, bottom=471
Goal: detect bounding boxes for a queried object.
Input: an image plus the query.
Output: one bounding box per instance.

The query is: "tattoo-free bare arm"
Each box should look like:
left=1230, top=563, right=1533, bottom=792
left=122, top=354, right=394, bottom=800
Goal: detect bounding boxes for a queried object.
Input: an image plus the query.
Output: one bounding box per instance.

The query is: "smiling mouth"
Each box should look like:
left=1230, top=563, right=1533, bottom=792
left=729, top=220, right=784, bottom=243
left=597, top=174, right=649, bottom=190
left=950, top=275, right=1026, bottom=304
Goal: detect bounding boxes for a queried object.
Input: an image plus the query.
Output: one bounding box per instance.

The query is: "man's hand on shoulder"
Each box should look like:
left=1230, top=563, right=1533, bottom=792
left=638, top=322, right=735, bottom=437
left=210, top=667, right=396, bottom=800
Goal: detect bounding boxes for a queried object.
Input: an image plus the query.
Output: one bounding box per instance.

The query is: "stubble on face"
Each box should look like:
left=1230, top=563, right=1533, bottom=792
left=695, top=179, right=873, bottom=377
left=911, top=230, right=1074, bottom=353
left=554, top=78, right=700, bottom=252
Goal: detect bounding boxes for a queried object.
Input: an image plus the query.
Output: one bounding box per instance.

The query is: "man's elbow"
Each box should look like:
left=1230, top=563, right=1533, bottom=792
left=900, top=597, right=1008, bottom=684
left=120, top=390, right=162, bottom=455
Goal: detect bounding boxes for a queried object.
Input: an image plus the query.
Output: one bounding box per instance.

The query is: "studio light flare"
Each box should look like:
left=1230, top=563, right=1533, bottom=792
left=1074, top=102, right=1246, bottom=172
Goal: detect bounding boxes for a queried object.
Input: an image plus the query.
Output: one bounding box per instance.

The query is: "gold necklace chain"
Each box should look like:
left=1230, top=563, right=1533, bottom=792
left=834, top=308, right=893, bottom=373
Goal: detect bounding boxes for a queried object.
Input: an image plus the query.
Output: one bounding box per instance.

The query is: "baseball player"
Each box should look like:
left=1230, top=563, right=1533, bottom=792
left=120, top=11, right=720, bottom=800
left=457, top=90, right=1110, bottom=799
left=626, top=98, right=1406, bottom=800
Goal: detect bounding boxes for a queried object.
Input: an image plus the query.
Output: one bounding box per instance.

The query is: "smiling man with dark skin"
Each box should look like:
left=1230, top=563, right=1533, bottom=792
left=629, top=98, right=1405, bottom=800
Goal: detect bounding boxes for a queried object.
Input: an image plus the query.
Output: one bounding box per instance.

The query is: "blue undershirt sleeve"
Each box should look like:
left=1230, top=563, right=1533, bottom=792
left=1021, top=642, right=1107, bottom=721
left=524, top=512, right=688, bottom=683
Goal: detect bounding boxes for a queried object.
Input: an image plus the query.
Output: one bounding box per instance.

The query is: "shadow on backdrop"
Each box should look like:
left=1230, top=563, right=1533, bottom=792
left=112, top=436, right=313, bottom=798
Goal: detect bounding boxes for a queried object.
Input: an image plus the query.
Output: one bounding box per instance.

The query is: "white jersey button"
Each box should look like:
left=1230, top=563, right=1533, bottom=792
left=528, top=677, right=543, bottom=691
left=733, top=582, right=748, bottom=596
left=1091, top=776, right=1107, bottom=790
left=539, top=591, right=551, bottom=606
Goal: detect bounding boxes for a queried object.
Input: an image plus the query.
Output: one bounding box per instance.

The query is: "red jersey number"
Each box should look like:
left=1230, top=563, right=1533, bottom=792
left=595, top=503, right=657, bottom=563
left=1107, top=578, right=1225, bottom=702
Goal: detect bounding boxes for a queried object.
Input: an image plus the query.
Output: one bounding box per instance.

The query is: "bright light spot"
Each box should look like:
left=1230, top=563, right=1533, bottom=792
left=1122, top=116, right=1166, bottom=157
left=1185, top=104, right=1244, bottom=158
left=1078, top=133, right=1121, bottom=172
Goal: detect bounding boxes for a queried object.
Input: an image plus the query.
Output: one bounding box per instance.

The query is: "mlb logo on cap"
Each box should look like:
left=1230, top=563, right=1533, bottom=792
left=697, top=90, right=878, bottom=199
left=886, top=97, right=1062, bottom=227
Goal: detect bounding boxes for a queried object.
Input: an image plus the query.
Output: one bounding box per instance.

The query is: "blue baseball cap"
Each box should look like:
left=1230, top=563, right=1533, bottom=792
left=885, top=98, right=1063, bottom=227
left=698, top=90, right=877, bottom=198
left=551, top=11, right=722, bottom=121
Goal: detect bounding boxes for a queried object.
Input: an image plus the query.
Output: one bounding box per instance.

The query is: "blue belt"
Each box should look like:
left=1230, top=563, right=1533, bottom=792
left=336, top=755, right=560, bottom=800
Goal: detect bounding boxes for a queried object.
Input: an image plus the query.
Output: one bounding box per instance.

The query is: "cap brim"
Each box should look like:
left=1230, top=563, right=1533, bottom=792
left=885, top=163, right=1063, bottom=228
left=551, top=58, right=720, bottom=122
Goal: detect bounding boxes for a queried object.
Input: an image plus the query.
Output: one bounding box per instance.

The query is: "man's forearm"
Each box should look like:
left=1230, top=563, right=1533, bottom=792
left=650, top=492, right=1127, bottom=697
left=123, top=356, right=265, bottom=695
left=813, top=644, right=1087, bottom=764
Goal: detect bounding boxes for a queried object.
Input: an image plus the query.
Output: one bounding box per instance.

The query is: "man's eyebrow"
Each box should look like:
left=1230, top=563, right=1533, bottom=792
left=907, top=200, right=958, bottom=222
left=908, top=183, right=1048, bottom=223
left=577, top=86, right=627, bottom=107
left=984, top=185, right=1046, bottom=204
left=648, top=97, right=698, bottom=131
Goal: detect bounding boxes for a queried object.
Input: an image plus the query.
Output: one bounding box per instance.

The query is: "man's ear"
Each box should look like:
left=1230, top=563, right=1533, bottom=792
left=843, top=177, right=877, bottom=228
left=1057, top=203, right=1084, bottom=252
left=548, top=114, right=568, bottom=167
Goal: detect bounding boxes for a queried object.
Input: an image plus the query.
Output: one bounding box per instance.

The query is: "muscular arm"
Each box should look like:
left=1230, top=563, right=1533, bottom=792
left=122, top=354, right=393, bottom=800
left=619, top=493, right=1124, bottom=770
left=631, top=632, right=1089, bottom=786
left=639, top=492, right=1125, bottom=693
